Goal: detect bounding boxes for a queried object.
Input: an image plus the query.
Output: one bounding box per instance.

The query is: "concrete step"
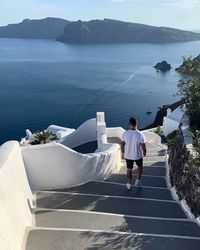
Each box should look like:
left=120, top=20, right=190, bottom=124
left=136, top=166, right=166, bottom=176
left=143, top=158, right=166, bottom=164
left=26, top=229, right=200, bottom=250
left=146, top=143, right=165, bottom=149
left=118, top=166, right=166, bottom=177
left=145, top=152, right=166, bottom=157
left=55, top=181, right=172, bottom=201
left=145, top=150, right=166, bottom=156
left=36, top=192, right=187, bottom=219
left=143, top=161, right=166, bottom=167
left=34, top=210, right=200, bottom=237
left=105, top=174, right=167, bottom=188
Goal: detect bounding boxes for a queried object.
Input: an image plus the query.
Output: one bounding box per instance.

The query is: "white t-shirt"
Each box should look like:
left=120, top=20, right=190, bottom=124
left=122, top=129, right=145, bottom=160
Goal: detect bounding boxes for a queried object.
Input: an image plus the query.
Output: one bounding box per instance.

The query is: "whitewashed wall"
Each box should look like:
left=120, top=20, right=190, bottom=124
left=60, top=118, right=97, bottom=148
left=106, top=127, right=125, bottom=139
left=22, top=142, right=121, bottom=191
left=106, top=127, right=161, bottom=145
left=0, top=141, right=33, bottom=250
left=163, top=107, right=185, bottom=136
left=163, top=116, right=180, bottom=136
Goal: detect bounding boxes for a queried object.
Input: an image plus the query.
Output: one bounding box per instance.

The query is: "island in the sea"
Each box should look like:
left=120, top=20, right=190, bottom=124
left=57, top=19, right=200, bottom=44
left=0, top=17, right=200, bottom=44
left=0, top=17, right=70, bottom=39
left=154, top=61, right=172, bottom=72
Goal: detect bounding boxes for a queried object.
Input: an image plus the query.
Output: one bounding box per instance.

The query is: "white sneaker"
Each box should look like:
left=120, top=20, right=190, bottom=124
left=135, top=179, right=141, bottom=186
left=126, top=183, right=131, bottom=190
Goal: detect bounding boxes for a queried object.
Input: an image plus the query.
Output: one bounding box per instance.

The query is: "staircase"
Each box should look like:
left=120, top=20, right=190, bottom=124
left=25, top=140, right=200, bottom=250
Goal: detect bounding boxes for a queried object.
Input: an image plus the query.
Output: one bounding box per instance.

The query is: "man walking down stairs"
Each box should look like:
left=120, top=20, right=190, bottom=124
left=121, top=117, right=147, bottom=190
left=25, top=134, right=200, bottom=250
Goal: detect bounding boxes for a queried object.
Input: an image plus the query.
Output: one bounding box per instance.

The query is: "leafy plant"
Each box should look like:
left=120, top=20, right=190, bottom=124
left=34, top=130, right=53, bottom=144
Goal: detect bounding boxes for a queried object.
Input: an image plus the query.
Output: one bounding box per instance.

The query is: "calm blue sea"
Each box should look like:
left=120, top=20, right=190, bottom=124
left=0, top=38, right=200, bottom=144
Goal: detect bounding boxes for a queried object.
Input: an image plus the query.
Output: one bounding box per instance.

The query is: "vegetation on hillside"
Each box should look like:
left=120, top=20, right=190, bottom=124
left=167, top=130, right=177, bottom=146
left=190, top=130, right=200, bottom=167
left=176, top=55, right=200, bottom=76
left=176, top=55, right=200, bottom=165
left=176, top=55, right=200, bottom=130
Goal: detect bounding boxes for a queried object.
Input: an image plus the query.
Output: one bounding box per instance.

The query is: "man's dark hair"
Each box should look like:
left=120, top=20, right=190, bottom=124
left=129, top=117, right=137, bottom=127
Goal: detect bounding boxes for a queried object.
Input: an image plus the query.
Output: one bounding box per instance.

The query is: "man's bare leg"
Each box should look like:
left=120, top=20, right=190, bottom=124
left=136, top=166, right=143, bottom=180
left=127, top=168, right=132, bottom=184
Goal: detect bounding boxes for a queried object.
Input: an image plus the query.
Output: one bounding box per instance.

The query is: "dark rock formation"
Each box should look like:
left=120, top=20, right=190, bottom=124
left=169, top=128, right=200, bottom=217
left=57, top=19, right=200, bottom=44
left=154, top=61, right=172, bottom=72
left=0, top=17, right=70, bottom=39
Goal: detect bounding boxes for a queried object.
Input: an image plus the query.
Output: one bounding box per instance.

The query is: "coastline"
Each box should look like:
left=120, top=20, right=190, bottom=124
left=143, top=99, right=185, bottom=130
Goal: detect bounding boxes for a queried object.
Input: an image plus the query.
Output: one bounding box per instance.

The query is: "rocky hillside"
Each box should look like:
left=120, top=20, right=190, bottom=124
left=0, top=17, right=70, bottom=39
left=57, top=19, right=200, bottom=44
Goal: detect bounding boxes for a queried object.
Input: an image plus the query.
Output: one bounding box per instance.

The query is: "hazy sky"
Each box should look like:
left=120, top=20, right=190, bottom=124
left=0, top=0, right=200, bottom=30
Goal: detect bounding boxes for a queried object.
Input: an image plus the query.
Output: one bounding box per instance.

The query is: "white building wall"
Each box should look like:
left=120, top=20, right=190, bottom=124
left=106, top=127, right=125, bottom=139
left=163, top=117, right=180, bottom=136
left=22, top=142, right=121, bottom=191
left=0, top=141, right=33, bottom=250
left=163, top=107, right=185, bottom=136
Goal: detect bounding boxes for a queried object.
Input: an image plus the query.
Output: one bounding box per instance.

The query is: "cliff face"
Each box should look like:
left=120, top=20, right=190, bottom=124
left=57, top=19, right=200, bottom=44
left=0, top=18, right=70, bottom=39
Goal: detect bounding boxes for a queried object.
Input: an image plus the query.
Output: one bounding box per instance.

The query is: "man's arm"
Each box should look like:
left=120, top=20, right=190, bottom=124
left=121, top=141, right=126, bottom=159
left=141, top=143, right=147, bottom=157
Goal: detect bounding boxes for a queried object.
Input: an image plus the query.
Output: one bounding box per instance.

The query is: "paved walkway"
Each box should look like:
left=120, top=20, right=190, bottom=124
left=25, top=140, right=200, bottom=250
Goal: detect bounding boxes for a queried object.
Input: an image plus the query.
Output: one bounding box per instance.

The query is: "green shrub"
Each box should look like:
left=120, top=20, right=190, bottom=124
left=177, top=56, right=200, bottom=129
left=155, top=126, right=162, bottom=136
left=190, top=130, right=200, bottom=167
left=167, top=130, right=177, bottom=146
left=176, top=55, right=200, bottom=76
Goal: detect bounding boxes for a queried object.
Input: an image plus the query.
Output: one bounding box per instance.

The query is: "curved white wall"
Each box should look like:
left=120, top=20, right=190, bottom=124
left=0, top=141, right=32, bottom=250
left=60, top=118, right=97, bottom=148
left=22, top=142, right=121, bottom=191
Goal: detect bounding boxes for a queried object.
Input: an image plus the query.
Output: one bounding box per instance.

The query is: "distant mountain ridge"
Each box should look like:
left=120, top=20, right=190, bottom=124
left=57, top=19, right=200, bottom=44
left=0, top=18, right=200, bottom=43
left=0, top=17, right=70, bottom=39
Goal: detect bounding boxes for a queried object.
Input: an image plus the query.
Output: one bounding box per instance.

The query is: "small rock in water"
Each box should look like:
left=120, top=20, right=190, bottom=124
left=146, top=111, right=152, bottom=115
left=154, top=61, right=172, bottom=72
